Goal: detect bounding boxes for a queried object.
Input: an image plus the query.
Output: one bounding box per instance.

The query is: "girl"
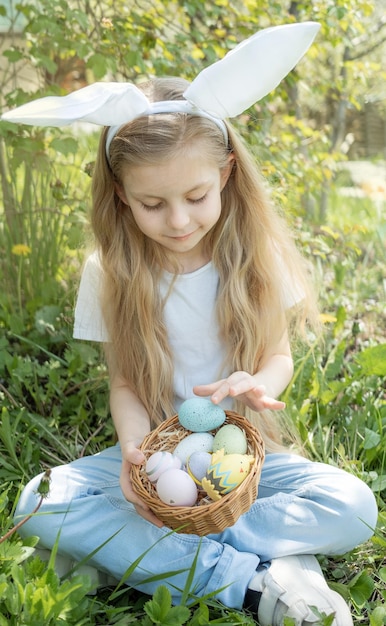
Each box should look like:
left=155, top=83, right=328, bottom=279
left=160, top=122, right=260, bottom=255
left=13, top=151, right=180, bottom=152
left=6, top=26, right=378, bottom=626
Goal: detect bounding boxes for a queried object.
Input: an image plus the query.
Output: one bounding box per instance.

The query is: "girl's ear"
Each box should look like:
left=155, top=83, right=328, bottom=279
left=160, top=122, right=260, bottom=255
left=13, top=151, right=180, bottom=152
left=220, top=154, right=235, bottom=191
left=114, top=182, right=129, bottom=205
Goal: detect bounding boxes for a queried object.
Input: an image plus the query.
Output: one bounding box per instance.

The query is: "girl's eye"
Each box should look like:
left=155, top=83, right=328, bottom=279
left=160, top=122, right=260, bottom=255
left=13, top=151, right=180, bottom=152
left=141, top=202, right=163, bottom=211
left=189, top=194, right=207, bottom=204
left=140, top=194, right=207, bottom=211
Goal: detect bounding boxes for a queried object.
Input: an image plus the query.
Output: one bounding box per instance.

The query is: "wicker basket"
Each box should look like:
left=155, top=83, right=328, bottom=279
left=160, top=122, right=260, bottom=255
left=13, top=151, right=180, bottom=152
left=130, top=410, right=265, bottom=535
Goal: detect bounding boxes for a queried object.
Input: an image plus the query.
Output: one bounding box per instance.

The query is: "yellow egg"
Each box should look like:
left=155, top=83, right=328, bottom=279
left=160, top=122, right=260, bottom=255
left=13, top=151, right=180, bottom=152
left=201, top=449, right=254, bottom=501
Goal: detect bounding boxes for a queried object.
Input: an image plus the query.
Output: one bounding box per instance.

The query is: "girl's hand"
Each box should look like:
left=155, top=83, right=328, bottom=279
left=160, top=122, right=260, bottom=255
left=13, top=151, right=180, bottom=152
left=120, top=442, right=164, bottom=527
left=193, top=371, right=286, bottom=412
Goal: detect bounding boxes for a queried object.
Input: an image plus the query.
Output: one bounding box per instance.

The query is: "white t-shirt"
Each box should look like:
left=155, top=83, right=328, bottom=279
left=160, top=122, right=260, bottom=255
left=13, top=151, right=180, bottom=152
left=73, top=252, right=302, bottom=410
left=73, top=252, right=231, bottom=409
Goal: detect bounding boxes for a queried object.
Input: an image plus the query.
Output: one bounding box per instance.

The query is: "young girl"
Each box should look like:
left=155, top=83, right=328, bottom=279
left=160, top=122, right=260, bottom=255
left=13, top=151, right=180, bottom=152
left=6, top=26, right=378, bottom=626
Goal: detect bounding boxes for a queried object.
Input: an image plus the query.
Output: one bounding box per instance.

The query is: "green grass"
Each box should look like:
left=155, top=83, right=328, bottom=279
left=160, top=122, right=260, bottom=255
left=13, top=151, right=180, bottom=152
left=1, top=174, right=385, bottom=624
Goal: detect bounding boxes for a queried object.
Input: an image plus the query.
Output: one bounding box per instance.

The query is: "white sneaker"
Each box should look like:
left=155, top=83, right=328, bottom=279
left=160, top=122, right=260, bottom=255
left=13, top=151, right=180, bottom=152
left=244, top=555, right=353, bottom=626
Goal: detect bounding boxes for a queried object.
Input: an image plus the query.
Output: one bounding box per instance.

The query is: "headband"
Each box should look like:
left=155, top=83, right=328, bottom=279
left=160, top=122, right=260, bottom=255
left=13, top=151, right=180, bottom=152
left=105, top=100, right=229, bottom=160
left=1, top=22, right=320, bottom=163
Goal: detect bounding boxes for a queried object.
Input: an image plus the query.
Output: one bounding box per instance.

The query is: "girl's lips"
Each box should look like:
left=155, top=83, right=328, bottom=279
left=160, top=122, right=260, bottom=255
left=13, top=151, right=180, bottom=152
left=169, top=231, right=195, bottom=241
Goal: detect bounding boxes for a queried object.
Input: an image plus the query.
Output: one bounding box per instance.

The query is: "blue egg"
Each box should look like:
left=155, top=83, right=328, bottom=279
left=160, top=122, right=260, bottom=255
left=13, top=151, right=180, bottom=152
left=187, top=451, right=212, bottom=485
left=178, top=398, right=226, bottom=432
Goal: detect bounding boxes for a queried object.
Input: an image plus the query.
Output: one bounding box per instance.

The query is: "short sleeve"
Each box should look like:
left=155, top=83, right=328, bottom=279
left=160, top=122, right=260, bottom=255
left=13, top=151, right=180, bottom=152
left=280, top=267, right=305, bottom=309
left=73, top=252, right=110, bottom=342
left=277, top=252, right=305, bottom=310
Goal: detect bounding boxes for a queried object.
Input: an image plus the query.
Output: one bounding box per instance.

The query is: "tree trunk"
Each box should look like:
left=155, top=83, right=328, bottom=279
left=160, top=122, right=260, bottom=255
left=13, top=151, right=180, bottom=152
left=0, top=138, right=19, bottom=237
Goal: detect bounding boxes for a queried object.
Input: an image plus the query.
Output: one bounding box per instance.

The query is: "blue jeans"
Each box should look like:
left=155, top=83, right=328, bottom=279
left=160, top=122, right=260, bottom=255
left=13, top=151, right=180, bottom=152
left=14, top=446, right=378, bottom=610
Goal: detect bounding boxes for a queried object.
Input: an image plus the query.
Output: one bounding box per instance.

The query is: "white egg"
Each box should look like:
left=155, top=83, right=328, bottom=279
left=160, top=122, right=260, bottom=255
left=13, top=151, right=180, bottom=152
left=174, top=432, right=214, bottom=465
left=145, top=451, right=182, bottom=483
left=156, top=469, right=198, bottom=506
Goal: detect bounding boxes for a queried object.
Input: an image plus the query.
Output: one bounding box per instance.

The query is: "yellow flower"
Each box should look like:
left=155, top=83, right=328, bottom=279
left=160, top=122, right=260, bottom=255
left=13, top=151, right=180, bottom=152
left=101, top=17, right=113, bottom=29
left=12, top=244, right=31, bottom=257
left=319, top=313, right=337, bottom=324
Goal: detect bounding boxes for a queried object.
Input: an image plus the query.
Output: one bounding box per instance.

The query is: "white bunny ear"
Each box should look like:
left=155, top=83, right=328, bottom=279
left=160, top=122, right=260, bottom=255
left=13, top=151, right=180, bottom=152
left=184, top=22, right=320, bottom=118
left=1, top=22, right=320, bottom=145
left=1, top=82, right=150, bottom=126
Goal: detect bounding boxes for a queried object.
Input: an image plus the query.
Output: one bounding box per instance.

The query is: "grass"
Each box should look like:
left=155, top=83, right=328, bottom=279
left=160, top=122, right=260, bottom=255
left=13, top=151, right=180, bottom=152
left=0, top=163, right=385, bottom=624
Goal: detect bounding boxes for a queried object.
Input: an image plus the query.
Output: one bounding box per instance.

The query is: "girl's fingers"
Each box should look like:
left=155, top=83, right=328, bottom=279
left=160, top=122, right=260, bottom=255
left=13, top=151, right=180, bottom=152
left=193, top=381, right=223, bottom=396
left=134, top=504, right=164, bottom=527
left=120, top=453, right=164, bottom=527
left=216, top=380, right=265, bottom=402
left=262, top=397, right=286, bottom=410
left=122, top=476, right=163, bottom=525
left=194, top=376, right=285, bottom=412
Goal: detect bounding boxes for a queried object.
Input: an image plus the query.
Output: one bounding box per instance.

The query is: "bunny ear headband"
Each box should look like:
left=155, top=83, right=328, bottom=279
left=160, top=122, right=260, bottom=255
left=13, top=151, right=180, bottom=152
left=2, top=21, right=320, bottom=162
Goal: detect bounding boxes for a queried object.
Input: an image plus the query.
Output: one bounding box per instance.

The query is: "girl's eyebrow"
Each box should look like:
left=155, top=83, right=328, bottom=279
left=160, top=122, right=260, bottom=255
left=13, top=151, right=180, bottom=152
left=131, top=181, right=212, bottom=200
left=187, top=181, right=212, bottom=192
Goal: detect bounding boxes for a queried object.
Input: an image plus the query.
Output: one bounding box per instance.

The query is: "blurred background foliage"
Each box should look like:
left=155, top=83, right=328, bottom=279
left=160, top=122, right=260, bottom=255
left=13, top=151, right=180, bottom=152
left=0, top=0, right=385, bottom=314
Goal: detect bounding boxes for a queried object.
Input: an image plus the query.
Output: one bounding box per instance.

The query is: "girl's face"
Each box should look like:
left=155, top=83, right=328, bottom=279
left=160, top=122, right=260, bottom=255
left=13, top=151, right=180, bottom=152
left=116, top=144, right=233, bottom=273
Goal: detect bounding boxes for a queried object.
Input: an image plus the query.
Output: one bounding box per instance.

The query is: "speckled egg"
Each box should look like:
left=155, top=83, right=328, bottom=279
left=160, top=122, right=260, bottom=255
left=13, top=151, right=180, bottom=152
left=212, top=424, right=248, bottom=455
left=156, top=469, right=198, bottom=506
left=186, top=451, right=212, bottom=486
left=178, top=398, right=226, bottom=432
left=201, top=449, right=254, bottom=501
left=145, top=451, right=182, bottom=483
left=173, top=432, right=214, bottom=465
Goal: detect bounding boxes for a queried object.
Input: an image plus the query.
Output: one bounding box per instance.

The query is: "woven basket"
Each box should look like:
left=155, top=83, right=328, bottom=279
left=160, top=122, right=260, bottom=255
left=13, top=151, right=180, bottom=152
left=130, top=410, right=265, bottom=535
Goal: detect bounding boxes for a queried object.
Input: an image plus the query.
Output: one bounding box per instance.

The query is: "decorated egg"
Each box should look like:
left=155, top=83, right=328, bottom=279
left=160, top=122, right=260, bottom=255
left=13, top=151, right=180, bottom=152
left=174, top=432, right=214, bottom=465
left=201, top=449, right=254, bottom=501
left=145, top=451, right=182, bottom=483
left=156, top=469, right=198, bottom=506
left=186, top=451, right=212, bottom=486
left=213, top=424, right=248, bottom=455
left=178, top=397, right=226, bottom=432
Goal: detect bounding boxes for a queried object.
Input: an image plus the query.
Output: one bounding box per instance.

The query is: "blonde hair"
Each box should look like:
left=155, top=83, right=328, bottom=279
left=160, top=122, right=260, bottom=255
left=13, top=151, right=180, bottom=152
left=91, top=77, right=319, bottom=451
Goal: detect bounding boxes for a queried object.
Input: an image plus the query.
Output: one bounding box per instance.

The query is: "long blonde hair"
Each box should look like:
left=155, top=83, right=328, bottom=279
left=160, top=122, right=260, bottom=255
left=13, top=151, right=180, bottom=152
left=91, top=77, right=319, bottom=450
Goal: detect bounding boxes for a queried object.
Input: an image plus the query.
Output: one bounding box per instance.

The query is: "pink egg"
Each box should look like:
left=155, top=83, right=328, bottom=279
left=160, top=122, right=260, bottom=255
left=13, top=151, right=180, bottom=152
left=156, top=469, right=198, bottom=506
left=145, top=451, right=182, bottom=483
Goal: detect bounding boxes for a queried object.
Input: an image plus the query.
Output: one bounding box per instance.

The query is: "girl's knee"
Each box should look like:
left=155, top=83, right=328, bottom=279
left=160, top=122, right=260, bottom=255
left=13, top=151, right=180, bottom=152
left=14, top=473, right=53, bottom=538
left=334, top=473, right=378, bottom=548
left=351, top=477, right=378, bottom=538
left=15, top=474, right=45, bottom=518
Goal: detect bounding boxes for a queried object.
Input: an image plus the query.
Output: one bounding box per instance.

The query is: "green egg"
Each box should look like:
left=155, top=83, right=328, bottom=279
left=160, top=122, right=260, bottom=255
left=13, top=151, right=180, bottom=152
left=213, top=424, right=247, bottom=454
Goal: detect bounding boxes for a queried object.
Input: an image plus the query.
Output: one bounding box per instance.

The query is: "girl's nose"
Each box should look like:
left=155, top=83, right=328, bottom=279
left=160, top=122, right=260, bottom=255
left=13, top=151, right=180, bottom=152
left=166, top=205, right=190, bottom=230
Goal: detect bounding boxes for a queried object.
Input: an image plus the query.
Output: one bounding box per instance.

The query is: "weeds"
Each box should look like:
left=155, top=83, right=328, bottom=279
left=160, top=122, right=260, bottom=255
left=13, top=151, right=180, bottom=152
left=0, top=134, right=385, bottom=624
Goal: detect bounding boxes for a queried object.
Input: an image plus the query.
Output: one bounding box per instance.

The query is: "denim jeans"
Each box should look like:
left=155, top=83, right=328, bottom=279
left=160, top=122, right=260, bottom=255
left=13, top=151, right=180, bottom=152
left=14, top=446, right=378, bottom=610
